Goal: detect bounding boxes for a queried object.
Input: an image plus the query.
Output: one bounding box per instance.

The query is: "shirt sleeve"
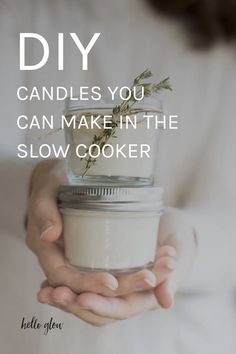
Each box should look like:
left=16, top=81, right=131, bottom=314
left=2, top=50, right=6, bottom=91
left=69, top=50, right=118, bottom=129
left=0, top=158, right=38, bottom=239
left=178, top=207, right=236, bottom=295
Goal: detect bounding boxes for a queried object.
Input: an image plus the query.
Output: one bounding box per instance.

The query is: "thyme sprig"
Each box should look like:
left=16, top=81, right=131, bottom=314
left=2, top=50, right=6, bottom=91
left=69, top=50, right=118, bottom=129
left=81, top=69, right=172, bottom=176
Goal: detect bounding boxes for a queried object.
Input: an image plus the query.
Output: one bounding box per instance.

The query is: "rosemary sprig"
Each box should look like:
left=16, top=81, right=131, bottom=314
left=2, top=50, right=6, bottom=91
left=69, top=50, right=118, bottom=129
left=81, top=69, right=172, bottom=176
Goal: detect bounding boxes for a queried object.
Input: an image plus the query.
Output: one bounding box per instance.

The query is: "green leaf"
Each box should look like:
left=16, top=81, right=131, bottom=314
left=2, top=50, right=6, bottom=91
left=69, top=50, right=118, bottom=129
left=81, top=69, right=172, bottom=175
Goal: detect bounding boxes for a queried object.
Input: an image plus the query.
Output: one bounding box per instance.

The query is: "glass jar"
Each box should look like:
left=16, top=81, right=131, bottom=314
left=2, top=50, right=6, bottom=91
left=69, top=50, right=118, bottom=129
left=58, top=185, right=163, bottom=274
left=63, top=97, right=163, bottom=186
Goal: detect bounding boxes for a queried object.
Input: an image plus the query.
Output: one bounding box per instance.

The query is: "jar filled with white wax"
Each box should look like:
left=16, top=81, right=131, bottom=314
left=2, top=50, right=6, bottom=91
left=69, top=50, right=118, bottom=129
left=58, top=185, right=163, bottom=274
left=63, top=97, right=163, bottom=186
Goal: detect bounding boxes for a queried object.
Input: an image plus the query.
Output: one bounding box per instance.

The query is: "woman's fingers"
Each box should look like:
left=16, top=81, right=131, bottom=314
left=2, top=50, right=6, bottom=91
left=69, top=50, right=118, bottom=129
left=28, top=182, right=62, bottom=242
left=38, top=285, right=115, bottom=326
left=28, top=220, right=119, bottom=295
left=37, top=281, right=173, bottom=325
left=50, top=266, right=119, bottom=293
left=153, top=256, right=177, bottom=272
left=37, top=285, right=54, bottom=304
left=156, top=245, right=177, bottom=259
left=29, top=228, right=119, bottom=295
left=34, top=208, right=197, bottom=326
left=76, top=291, right=158, bottom=320
left=30, top=196, right=62, bottom=242
left=74, top=246, right=177, bottom=297
left=27, top=160, right=65, bottom=242
left=113, top=269, right=157, bottom=295
left=154, top=280, right=174, bottom=309
left=36, top=243, right=176, bottom=297
left=49, top=286, right=77, bottom=306
left=37, top=242, right=118, bottom=293
left=101, top=245, right=177, bottom=297
left=37, top=285, right=77, bottom=309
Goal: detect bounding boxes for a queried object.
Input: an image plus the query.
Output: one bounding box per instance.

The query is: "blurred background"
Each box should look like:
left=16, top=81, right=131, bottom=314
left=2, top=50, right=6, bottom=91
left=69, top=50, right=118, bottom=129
left=0, top=1, right=236, bottom=353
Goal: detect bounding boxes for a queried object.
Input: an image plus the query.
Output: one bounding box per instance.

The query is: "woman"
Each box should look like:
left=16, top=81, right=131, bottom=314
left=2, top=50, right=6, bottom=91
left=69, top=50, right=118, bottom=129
left=0, top=0, right=235, bottom=353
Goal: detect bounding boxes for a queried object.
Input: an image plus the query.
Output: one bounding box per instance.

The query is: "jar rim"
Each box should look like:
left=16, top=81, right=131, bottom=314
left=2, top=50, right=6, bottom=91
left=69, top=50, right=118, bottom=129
left=58, top=185, right=163, bottom=212
left=60, top=206, right=163, bottom=213
left=58, top=184, right=163, bottom=201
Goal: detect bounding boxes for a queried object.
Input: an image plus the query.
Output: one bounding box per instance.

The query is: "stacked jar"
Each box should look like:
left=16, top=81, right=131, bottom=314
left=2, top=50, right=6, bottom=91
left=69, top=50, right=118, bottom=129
left=58, top=97, right=164, bottom=274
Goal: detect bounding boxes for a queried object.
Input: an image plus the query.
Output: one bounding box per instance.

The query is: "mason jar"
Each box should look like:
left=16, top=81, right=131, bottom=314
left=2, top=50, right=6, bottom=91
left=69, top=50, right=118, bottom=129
left=58, top=185, right=163, bottom=274
left=63, top=97, right=163, bottom=186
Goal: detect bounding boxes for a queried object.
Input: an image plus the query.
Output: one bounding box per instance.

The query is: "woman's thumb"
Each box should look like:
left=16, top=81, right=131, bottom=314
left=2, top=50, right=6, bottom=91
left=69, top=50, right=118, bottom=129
left=154, top=279, right=175, bottom=309
left=32, top=196, right=62, bottom=242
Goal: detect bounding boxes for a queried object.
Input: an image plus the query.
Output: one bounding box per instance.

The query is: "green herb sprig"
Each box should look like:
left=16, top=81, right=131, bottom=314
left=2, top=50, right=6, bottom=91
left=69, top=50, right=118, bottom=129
left=81, top=69, right=172, bottom=176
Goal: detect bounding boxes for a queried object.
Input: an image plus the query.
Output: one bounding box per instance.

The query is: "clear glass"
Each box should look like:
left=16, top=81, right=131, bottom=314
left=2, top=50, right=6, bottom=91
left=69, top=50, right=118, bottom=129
left=61, top=208, right=161, bottom=274
left=63, top=99, right=162, bottom=186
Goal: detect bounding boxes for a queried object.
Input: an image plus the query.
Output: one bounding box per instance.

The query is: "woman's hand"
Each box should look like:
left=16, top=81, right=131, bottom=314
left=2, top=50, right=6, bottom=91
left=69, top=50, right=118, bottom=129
left=38, top=207, right=197, bottom=326
left=37, top=244, right=179, bottom=326
left=26, top=160, right=179, bottom=304
left=26, top=161, right=196, bottom=326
